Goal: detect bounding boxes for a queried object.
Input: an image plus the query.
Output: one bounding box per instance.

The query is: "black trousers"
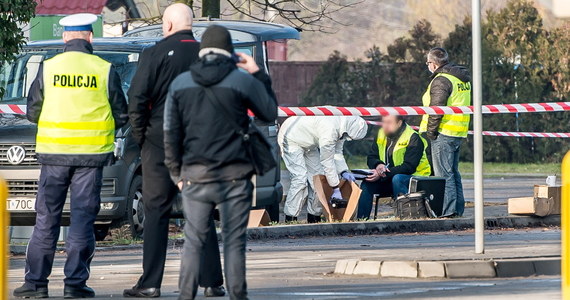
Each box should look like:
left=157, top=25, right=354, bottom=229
left=138, top=141, right=223, bottom=289
left=179, top=179, right=253, bottom=300
left=25, top=165, right=102, bottom=288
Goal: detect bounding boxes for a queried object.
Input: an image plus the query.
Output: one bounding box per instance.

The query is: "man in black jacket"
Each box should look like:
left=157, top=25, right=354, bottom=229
left=164, top=25, right=277, bottom=300
left=124, top=3, right=224, bottom=298
left=419, top=48, right=471, bottom=217
left=356, top=116, right=431, bottom=219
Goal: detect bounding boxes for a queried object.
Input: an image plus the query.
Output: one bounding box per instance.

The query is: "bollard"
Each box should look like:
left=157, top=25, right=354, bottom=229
left=0, top=178, right=8, bottom=300
left=562, top=151, right=570, bottom=300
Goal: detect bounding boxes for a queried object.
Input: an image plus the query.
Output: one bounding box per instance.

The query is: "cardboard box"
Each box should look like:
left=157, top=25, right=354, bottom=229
left=508, top=197, right=557, bottom=217
left=247, top=209, right=271, bottom=228
left=313, top=175, right=362, bottom=222
left=534, top=185, right=561, bottom=214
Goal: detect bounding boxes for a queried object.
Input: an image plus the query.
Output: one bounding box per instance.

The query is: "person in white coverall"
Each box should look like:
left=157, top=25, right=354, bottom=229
left=278, top=116, right=368, bottom=223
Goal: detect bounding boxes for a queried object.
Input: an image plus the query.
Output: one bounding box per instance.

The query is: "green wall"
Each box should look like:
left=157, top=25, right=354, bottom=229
left=29, top=15, right=103, bottom=41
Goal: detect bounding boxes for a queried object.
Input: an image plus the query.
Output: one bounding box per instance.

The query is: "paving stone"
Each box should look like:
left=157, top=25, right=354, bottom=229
left=334, top=259, right=348, bottom=274
left=494, top=260, right=536, bottom=277
left=533, top=258, right=561, bottom=275
left=380, top=261, right=418, bottom=278
left=344, top=259, right=360, bottom=275
left=445, top=261, right=496, bottom=278
left=418, top=261, right=446, bottom=278
left=352, top=261, right=382, bottom=276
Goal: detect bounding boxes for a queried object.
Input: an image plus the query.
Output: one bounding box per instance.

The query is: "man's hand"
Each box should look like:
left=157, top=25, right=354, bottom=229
left=366, top=164, right=390, bottom=182
left=236, top=53, right=260, bottom=74
left=426, top=131, right=439, bottom=140
left=177, top=181, right=183, bottom=191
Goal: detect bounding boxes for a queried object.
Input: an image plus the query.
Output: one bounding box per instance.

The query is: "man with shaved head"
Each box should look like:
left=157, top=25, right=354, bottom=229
left=125, top=3, right=225, bottom=298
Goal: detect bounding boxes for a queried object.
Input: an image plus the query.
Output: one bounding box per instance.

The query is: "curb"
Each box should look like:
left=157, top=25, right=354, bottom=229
left=334, top=257, right=561, bottom=279
left=246, top=215, right=560, bottom=240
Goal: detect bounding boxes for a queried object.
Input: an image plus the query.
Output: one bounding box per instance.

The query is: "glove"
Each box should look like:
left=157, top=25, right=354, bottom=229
left=341, top=171, right=356, bottom=182
left=426, top=131, right=439, bottom=141
left=330, top=188, right=342, bottom=200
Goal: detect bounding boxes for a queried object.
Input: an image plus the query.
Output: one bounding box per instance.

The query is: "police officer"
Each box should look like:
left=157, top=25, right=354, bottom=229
left=419, top=47, right=471, bottom=217
left=13, top=13, right=127, bottom=298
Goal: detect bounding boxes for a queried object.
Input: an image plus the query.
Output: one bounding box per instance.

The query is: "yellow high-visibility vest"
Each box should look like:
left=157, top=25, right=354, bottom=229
left=419, top=73, right=471, bottom=137
left=37, top=51, right=115, bottom=154
left=377, top=124, right=431, bottom=176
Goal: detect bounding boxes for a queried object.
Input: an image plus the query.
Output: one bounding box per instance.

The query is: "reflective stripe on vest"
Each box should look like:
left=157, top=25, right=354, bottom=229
left=377, top=124, right=431, bottom=176
left=419, top=72, right=471, bottom=137
left=37, top=51, right=115, bottom=154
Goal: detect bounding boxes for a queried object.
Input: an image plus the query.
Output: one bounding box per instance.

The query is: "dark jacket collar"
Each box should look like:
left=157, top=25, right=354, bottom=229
left=163, top=29, right=196, bottom=42
left=63, top=39, right=93, bottom=54
left=431, top=62, right=471, bottom=82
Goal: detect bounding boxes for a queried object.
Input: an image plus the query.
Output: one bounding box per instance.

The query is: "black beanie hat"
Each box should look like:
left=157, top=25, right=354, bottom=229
left=200, top=25, right=234, bottom=54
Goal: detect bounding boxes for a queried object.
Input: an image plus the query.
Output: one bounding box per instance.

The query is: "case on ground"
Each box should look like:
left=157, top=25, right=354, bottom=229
left=393, top=192, right=429, bottom=219
left=409, top=176, right=446, bottom=217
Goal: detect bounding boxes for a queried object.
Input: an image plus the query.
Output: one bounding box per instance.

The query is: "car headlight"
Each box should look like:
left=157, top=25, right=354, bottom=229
left=114, top=137, right=126, bottom=159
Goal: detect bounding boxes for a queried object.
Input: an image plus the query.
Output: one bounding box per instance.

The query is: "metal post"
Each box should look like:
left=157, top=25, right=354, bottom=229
left=0, top=178, right=9, bottom=299
left=562, top=151, right=570, bottom=299
left=472, top=0, right=485, bottom=254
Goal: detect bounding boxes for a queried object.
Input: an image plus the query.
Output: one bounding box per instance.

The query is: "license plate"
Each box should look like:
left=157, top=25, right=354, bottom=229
left=7, top=199, right=36, bottom=211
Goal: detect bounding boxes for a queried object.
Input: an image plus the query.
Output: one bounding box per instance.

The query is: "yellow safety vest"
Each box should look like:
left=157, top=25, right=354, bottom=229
left=37, top=51, right=115, bottom=154
left=419, top=73, right=471, bottom=137
left=377, top=124, right=431, bottom=176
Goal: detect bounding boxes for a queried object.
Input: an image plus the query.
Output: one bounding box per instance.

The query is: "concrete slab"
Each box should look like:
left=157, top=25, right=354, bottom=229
left=445, top=261, right=496, bottom=278
left=344, top=259, right=360, bottom=275
left=334, top=259, right=349, bottom=274
left=533, top=258, right=561, bottom=275
left=380, top=261, right=418, bottom=278
left=352, top=261, right=382, bottom=276
left=494, top=260, right=536, bottom=277
left=418, top=261, right=446, bottom=278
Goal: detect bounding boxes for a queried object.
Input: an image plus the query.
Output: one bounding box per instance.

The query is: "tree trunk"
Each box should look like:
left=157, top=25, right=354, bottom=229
left=202, top=0, right=221, bottom=18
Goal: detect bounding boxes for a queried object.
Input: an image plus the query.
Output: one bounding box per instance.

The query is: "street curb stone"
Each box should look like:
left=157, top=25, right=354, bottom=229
left=334, top=257, right=560, bottom=279
left=380, top=261, right=418, bottom=278
left=247, top=215, right=560, bottom=240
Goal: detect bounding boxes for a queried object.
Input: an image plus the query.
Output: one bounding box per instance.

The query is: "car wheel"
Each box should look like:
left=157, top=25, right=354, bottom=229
left=127, top=175, right=144, bottom=239
left=94, top=224, right=110, bottom=241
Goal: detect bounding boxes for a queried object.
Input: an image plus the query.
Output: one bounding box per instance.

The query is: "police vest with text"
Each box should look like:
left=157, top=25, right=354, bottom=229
left=37, top=51, right=115, bottom=155
left=377, top=125, right=431, bottom=176
left=419, top=73, right=471, bottom=138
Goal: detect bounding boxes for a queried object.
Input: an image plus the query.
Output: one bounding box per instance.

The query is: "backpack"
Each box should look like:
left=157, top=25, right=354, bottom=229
left=393, top=192, right=436, bottom=219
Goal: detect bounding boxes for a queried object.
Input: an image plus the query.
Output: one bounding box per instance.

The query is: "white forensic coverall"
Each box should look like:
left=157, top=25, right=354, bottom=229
left=278, top=116, right=368, bottom=217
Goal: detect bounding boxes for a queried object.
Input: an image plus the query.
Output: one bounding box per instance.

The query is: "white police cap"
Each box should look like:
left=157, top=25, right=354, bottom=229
left=59, top=13, right=98, bottom=32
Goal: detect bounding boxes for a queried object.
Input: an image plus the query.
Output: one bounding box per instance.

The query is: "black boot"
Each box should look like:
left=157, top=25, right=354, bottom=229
left=13, top=284, right=48, bottom=298
left=64, top=285, right=95, bottom=298
left=284, top=215, right=297, bottom=223
left=204, top=285, right=226, bottom=297
left=307, top=213, right=322, bottom=224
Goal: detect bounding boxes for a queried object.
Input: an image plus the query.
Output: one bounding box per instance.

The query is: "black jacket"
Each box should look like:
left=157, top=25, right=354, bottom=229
left=128, top=30, right=200, bottom=147
left=164, top=55, right=278, bottom=183
left=367, top=124, right=424, bottom=178
left=27, top=39, right=128, bottom=167
left=426, top=63, right=471, bottom=139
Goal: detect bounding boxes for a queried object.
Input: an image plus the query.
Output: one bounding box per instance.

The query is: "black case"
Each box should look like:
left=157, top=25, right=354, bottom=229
left=409, top=177, right=446, bottom=217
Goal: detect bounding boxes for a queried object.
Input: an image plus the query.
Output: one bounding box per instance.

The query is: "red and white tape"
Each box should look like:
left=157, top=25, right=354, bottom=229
left=365, top=121, right=570, bottom=138
left=3, top=101, right=570, bottom=116
left=279, top=102, right=570, bottom=117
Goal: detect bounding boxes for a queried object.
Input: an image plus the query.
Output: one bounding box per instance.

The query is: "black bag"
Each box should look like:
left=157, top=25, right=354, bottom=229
left=204, top=88, right=276, bottom=176
left=393, top=192, right=430, bottom=219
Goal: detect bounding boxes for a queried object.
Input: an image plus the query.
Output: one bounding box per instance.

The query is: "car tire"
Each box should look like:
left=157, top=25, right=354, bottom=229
left=94, top=224, right=110, bottom=241
left=126, top=175, right=144, bottom=239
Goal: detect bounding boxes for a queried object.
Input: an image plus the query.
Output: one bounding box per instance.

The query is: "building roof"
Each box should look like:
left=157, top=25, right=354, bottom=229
left=35, top=0, right=108, bottom=15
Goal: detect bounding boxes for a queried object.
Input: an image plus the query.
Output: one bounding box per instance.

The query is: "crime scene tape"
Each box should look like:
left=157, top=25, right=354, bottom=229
left=2, top=101, right=570, bottom=117
left=365, top=120, right=570, bottom=138
left=278, top=101, right=570, bottom=117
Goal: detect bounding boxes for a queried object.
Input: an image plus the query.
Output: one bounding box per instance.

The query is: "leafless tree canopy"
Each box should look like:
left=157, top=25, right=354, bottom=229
left=221, top=0, right=362, bottom=32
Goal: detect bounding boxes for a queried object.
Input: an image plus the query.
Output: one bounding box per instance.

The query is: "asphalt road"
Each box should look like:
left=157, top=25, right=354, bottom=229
left=8, top=229, right=561, bottom=299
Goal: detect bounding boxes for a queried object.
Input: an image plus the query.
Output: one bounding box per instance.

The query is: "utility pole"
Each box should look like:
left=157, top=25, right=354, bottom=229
left=472, top=0, right=485, bottom=254
left=202, top=0, right=221, bottom=18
